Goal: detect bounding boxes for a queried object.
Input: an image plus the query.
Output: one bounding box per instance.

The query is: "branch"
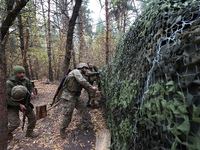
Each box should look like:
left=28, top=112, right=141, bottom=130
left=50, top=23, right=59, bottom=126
left=1, top=0, right=29, bottom=41
left=66, top=0, right=82, bottom=51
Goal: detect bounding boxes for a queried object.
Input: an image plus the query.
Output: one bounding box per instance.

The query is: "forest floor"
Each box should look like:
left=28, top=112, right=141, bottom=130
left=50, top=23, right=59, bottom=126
left=7, top=79, right=108, bottom=150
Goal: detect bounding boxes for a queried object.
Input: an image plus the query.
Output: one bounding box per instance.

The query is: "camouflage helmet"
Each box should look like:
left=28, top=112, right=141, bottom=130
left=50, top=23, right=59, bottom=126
left=77, top=63, right=88, bottom=69
left=11, top=85, right=28, bottom=101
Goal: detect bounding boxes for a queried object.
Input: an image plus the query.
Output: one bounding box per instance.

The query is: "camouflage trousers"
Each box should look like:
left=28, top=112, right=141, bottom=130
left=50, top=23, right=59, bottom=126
left=60, top=98, right=89, bottom=130
left=7, top=106, right=37, bottom=133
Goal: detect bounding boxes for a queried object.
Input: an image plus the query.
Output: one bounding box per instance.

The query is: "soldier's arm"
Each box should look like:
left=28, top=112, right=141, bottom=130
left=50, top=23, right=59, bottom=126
left=6, top=81, right=21, bottom=107
left=85, top=70, right=99, bottom=77
left=73, top=70, right=94, bottom=92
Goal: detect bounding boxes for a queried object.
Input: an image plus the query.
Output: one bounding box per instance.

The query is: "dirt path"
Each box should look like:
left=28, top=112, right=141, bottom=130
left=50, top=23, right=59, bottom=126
left=7, top=80, right=107, bottom=150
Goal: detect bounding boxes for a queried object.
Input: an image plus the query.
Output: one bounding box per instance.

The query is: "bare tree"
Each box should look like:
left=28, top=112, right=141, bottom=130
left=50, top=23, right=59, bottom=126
left=64, top=0, right=82, bottom=73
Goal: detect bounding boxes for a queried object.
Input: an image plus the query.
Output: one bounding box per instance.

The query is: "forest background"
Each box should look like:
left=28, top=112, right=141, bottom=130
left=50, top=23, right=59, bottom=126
left=1, top=0, right=146, bottom=81
left=0, top=0, right=149, bottom=148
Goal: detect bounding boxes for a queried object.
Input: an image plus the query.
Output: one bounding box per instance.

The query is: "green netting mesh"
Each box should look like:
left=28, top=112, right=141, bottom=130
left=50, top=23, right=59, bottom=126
left=100, top=0, right=200, bottom=149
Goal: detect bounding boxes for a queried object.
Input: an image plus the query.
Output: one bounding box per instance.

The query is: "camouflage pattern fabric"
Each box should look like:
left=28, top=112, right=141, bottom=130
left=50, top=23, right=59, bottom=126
left=7, top=107, right=36, bottom=133
left=60, top=98, right=89, bottom=129
left=85, top=68, right=99, bottom=105
left=6, top=76, right=36, bottom=134
left=60, top=69, right=94, bottom=129
left=100, top=1, right=200, bottom=149
left=6, top=76, right=34, bottom=107
left=60, top=69, right=94, bottom=101
left=11, top=85, right=28, bottom=101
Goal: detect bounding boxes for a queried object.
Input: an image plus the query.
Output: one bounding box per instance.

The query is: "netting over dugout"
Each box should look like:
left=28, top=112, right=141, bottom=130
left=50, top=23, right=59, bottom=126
left=100, top=1, right=200, bottom=149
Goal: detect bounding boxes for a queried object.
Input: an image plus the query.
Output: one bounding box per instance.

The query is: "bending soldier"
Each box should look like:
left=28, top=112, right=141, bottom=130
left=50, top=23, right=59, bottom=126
left=59, top=63, right=98, bottom=139
left=6, top=66, right=39, bottom=140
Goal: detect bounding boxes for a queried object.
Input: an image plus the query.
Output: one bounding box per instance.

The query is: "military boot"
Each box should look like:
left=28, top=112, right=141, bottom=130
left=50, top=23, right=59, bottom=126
left=25, top=131, right=39, bottom=138
left=7, top=133, right=13, bottom=140
left=60, top=128, right=66, bottom=139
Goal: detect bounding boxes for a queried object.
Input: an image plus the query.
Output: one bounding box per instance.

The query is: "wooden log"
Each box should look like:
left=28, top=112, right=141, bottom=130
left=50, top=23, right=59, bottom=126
left=95, top=129, right=111, bottom=150
left=36, top=105, right=47, bottom=120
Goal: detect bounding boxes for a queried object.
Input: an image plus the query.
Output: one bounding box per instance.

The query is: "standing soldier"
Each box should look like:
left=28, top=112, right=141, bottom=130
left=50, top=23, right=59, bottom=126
left=85, top=62, right=99, bottom=107
left=6, top=65, right=39, bottom=140
left=59, top=63, right=98, bottom=139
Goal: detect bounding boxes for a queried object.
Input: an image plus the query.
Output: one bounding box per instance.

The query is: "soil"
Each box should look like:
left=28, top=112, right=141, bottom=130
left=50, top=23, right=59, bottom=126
left=7, top=79, right=108, bottom=150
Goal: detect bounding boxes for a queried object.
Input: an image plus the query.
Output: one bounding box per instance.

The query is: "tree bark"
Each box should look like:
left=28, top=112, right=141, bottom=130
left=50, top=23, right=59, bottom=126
left=64, top=0, right=82, bottom=74
left=47, top=0, right=53, bottom=81
left=0, top=30, right=8, bottom=150
left=17, top=10, right=30, bottom=79
left=36, top=105, right=47, bottom=120
left=105, top=0, right=109, bottom=64
left=123, top=11, right=127, bottom=33
left=78, top=7, right=83, bottom=63
left=0, top=1, right=29, bottom=148
left=21, top=29, right=29, bottom=67
left=72, top=43, right=76, bottom=69
left=28, top=54, right=34, bottom=80
left=1, top=0, right=29, bottom=41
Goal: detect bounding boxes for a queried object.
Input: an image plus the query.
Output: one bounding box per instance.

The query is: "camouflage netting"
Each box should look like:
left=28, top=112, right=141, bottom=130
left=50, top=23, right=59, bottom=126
left=100, top=0, right=200, bottom=149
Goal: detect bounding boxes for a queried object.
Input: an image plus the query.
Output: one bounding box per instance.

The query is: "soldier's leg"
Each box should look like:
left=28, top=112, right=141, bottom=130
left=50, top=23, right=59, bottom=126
left=90, top=93, right=95, bottom=106
left=7, top=107, right=20, bottom=140
left=75, top=98, right=93, bottom=130
left=87, top=82, right=94, bottom=107
left=87, top=92, right=92, bottom=107
left=87, top=92, right=95, bottom=107
left=25, top=107, right=38, bottom=138
left=60, top=100, right=75, bottom=139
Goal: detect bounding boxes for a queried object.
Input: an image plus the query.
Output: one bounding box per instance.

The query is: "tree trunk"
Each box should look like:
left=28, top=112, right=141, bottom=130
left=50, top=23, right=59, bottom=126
left=21, top=28, right=29, bottom=67
left=72, top=43, right=76, bottom=69
left=35, top=57, right=39, bottom=80
left=63, top=0, right=70, bottom=31
left=1, top=0, right=30, bottom=41
left=78, top=8, right=83, bottom=63
left=36, top=105, right=47, bottom=120
left=28, top=54, right=34, bottom=80
left=64, top=0, right=82, bottom=74
left=0, top=1, right=29, bottom=148
left=0, top=30, right=8, bottom=150
left=47, top=0, right=53, bottom=81
left=41, top=0, right=53, bottom=81
left=123, top=11, right=127, bottom=33
left=17, top=12, right=30, bottom=79
left=105, top=0, right=109, bottom=64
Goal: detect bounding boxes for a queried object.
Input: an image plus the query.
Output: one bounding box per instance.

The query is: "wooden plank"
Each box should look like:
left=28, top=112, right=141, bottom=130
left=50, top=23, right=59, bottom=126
left=95, top=129, right=111, bottom=150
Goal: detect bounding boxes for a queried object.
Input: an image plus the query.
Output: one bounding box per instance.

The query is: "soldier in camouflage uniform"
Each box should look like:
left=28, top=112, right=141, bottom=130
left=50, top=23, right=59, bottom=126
left=85, top=62, right=99, bottom=107
left=6, top=66, right=38, bottom=140
left=59, top=63, right=98, bottom=139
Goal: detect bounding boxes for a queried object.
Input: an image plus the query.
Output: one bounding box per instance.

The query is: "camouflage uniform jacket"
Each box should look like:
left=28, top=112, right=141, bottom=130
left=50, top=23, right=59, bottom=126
left=61, top=69, right=94, bottom=102
left=6, top=76, right=34, bottom=107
